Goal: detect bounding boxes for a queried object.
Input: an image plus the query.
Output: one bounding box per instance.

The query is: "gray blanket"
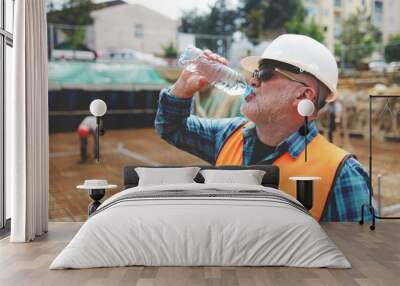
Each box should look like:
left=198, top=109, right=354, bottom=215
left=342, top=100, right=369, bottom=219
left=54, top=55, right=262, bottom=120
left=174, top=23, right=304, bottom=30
left=92, top=188, right=310, bottom=217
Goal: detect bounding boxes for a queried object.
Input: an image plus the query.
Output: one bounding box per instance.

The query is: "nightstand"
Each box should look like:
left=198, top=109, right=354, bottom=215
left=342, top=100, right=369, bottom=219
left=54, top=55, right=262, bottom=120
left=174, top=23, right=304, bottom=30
left=77, top=180, right=117, bottom=215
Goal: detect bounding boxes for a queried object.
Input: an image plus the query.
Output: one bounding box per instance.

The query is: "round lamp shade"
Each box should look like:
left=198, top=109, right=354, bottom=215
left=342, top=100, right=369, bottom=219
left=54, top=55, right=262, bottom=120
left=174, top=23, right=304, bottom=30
left=297, top=99, right=315, bottom=117
left=90, top=99, right=107, bottom=117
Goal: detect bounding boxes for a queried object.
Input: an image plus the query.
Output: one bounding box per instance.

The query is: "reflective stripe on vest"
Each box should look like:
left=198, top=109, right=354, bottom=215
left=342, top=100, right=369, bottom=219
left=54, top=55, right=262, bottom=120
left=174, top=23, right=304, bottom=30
left=216, top=123, right=350, bottom=221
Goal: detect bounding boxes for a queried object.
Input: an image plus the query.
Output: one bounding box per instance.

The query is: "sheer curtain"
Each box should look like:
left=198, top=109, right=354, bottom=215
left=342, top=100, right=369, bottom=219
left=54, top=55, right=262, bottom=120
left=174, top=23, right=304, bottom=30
left=7, top=0, right=49, bottom=242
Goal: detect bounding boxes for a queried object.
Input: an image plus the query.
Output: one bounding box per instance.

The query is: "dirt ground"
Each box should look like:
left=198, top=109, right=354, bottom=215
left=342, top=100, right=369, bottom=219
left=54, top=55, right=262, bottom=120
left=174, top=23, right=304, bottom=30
left=49, top=127, right=400, bottom=221
left=49, top=128, right=206, bottom=221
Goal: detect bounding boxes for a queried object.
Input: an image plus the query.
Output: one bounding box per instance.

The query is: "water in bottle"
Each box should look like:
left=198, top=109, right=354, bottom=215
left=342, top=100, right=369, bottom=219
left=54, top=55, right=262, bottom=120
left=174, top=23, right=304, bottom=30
left=178, top=45, right=253, bottom=97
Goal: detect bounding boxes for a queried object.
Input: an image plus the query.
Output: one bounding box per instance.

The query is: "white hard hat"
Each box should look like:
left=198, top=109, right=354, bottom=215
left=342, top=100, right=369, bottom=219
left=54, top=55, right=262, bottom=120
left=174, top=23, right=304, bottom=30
left=241, top=34, right=338, bottom=102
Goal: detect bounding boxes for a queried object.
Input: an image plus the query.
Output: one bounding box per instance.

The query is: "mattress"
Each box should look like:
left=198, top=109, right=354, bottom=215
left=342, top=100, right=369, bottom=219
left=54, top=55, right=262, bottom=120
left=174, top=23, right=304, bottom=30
left=50, top=183, right=351, bottom=269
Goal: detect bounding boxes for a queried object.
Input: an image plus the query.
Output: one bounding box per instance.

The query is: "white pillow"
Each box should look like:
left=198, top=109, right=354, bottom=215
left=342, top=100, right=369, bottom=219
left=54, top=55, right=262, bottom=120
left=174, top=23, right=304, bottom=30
left=200, top=169, right=266, bottom=185
left=135, top=167, right=200, bottom=186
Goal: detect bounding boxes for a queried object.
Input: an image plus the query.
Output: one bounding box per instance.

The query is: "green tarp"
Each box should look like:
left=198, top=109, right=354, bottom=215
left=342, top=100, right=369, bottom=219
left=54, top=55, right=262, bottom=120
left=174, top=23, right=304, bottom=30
left=48, top=61, right=169, bottom=91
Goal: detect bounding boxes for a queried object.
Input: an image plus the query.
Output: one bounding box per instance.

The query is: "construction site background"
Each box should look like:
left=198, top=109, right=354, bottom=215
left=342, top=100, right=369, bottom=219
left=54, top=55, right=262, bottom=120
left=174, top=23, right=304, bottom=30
left=47, top=21, right=400, bottom=221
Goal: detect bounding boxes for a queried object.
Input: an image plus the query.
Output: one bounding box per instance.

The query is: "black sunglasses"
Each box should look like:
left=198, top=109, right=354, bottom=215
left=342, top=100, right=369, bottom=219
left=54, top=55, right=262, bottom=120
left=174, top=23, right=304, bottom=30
left=251, top=69, right=274, bottom=82
left=252, top=68, right=308, bottom=87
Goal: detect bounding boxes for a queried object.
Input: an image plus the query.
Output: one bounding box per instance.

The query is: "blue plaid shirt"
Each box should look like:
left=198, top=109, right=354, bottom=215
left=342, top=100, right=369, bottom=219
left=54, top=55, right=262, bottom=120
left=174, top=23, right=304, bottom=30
left=155, top=89, right=372, bottom=222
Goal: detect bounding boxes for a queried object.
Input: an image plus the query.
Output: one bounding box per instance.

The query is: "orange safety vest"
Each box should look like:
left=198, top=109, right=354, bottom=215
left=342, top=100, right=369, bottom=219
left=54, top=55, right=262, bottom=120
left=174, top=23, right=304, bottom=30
left=216, top=122, right=351, bottom=221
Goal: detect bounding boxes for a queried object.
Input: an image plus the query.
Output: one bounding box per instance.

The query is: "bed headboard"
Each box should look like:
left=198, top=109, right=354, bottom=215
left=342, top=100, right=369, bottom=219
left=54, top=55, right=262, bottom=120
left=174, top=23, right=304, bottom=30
left=123, top=165, right=280, bottom=189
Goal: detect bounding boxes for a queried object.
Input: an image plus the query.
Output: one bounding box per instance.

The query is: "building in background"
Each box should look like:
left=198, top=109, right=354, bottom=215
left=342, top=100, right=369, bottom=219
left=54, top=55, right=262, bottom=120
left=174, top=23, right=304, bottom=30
left=91, top=2, right=179, bottom=56
left=382, top=0, right=400, bottom=43
left=303, top=0, right=400, bottom=52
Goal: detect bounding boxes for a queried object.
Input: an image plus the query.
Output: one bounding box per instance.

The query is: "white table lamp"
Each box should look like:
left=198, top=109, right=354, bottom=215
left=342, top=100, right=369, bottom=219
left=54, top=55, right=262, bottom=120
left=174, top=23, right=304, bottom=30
left=89, top=99, right=107, bottom=162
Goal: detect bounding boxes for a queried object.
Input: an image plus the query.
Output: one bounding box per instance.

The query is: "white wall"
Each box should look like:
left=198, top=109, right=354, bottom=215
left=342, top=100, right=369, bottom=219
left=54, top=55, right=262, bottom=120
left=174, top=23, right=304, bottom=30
left=91, top=3, right=179, bottom=56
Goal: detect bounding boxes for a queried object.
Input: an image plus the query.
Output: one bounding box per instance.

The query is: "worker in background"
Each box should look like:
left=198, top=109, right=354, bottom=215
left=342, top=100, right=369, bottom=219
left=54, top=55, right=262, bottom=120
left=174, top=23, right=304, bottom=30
left=155, top=34, right=373, bottom=222
left=327, top=100, right=344, bottom=145
left=77, top=116, right=97, bottom=163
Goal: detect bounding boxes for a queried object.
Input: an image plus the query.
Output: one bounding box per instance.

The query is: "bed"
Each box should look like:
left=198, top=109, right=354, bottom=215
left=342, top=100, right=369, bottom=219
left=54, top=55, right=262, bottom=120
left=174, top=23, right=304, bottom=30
left=50, top=165, right=350, bottom=269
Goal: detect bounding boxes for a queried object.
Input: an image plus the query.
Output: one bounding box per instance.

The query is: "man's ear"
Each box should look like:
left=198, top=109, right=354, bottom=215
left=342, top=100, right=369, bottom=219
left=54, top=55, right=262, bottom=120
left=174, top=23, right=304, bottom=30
left=296, top=86, right=317, bottom=101
left=293, top=87, right=318, bottom=119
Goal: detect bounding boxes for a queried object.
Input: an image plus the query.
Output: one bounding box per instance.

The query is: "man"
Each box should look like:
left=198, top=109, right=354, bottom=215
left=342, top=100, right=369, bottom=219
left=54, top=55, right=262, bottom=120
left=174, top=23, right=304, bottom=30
left=326, top=100, right=344, bottom=145
left=77, top=116, right=97, bottom=163
left=155, top=34, right=371, bottom=222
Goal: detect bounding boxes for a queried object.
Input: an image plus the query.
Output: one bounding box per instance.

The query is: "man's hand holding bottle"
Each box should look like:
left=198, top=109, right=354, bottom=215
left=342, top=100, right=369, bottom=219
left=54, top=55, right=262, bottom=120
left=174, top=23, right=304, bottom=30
left=170, top=50, right=229, bottom=99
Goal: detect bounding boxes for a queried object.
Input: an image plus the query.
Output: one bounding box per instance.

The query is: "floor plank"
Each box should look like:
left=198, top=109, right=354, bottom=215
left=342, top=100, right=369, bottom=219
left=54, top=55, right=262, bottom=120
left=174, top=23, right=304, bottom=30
left=1, top=222, right=399, bottom=286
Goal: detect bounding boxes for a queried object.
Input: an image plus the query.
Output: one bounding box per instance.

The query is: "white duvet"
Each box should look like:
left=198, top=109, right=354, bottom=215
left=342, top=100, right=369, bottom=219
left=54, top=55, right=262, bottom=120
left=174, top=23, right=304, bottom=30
left=50, top=183, right=351, bottom=269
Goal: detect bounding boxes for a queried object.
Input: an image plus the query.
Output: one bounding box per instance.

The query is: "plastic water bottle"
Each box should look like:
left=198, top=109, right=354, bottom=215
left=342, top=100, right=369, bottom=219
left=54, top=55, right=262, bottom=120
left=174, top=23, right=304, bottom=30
left=178, top=45, right=253, bottom=97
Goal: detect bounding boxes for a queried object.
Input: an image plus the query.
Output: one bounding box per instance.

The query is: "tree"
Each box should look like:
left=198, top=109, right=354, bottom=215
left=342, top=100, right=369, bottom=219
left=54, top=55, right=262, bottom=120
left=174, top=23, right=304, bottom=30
left=47, top=0, right=95, bottom=26
left=180, top=8, right=207, bottom=34
left=336, top=8, right=382, bottom=68
left=238, top=0, right=301, bottom=40
left=179, top=0, right=238, bottom=56
left=161, top=42, right=178, bottom=58
left=385, top=34, right=400, bottom=62
left=179, top=0, right=237, bottom=36
left=285, top=3, right=325, bottom=43
left=47, top=0, right=97, bottom=49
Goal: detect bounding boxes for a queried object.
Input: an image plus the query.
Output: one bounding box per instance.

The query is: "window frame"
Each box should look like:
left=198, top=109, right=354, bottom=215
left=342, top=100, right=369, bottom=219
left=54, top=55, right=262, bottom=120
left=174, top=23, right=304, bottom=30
left=1, top=0, right=14, bottom=232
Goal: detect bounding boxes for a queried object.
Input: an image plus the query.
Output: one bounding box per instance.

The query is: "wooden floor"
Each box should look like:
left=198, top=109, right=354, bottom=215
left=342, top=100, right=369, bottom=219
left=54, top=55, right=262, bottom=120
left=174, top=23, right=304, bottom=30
left=1, top=222, right=399, bottom=286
